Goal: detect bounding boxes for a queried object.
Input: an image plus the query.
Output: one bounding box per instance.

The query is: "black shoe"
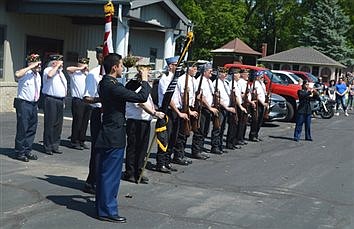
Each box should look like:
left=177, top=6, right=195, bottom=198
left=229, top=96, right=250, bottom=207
left=210, top=148, right=223, bottom=155
left=294, top=138, right=299, bottom=142
left=156, top=165, right=171, bottom=174
left=16, top=155, right=29, bottom=162
left=52, top=150, right=63, bottom=154
left=185, top=159, right=193, bottom=164
left=98, top=215, right=126, bottom=223
left=26, top=153, right=38, bottom=160
left=122, top=174, right=136, bottom=183
left=165, top=163, right=178, bottom=172
left=71, top=143, right=83, bottom=150
left=45, top=151, right=53, bottom=155
left=233, top=145, right=242, bottom=149
left=80, top=143, right=90, bottom=149
left=239, top=140, right=248, bottom=145
left=249, top=138, right=259, bottom=142
left=222, top=149, right=229, bottom=154
left=305, top=138, right=313, bottom=141
left=172, top=157, right=189, bottom=166
left=191, top=153, right=208, bottom=160
left=82, top=183, right=95, bottom=194
left=226, top=145, right=235, bottom=150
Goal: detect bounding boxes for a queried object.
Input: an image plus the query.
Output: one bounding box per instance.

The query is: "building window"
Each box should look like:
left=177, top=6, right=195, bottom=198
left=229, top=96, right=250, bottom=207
left=273, top=63, right=280, bottom=70
left=0, top=25, right=6, bottom=79
left=300, top=65, right=310, bottom=72
left=292, top=64, right=299, bottom=71
left=281, top=64, right=291, bottom=70
left=312, top=66, right=319, bottom=77
left=149, top=48, right=157, bottom=67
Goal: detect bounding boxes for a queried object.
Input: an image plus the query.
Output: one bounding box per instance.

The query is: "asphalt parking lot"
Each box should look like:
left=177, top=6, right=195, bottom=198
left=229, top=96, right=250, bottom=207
left=1, top=110, right=354, bottom=229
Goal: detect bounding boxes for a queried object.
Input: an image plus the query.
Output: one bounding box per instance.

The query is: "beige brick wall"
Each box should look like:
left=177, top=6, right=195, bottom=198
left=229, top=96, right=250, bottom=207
left=0, top=82, right=17, bottom=112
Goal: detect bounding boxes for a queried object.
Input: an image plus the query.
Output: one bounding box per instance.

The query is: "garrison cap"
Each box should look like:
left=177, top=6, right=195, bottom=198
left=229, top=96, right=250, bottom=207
left=228, top=68, right=240, bottom=74
left=165, top=56, right=179, bottom=65
left=78, top=57, right=90, bottom=64
left=49, top=54, right=63, bottom=61
left=240, top=69, right=249, bottom=73
left=26, top=53, right=40, bottom=63
left=218, top=66, right=228, bottom=73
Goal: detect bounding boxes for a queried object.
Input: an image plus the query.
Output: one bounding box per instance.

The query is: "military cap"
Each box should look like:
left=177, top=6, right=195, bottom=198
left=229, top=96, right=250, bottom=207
left=165, top=56, right=180, bottom=65
left=218, top=66, right=229, bottom=73
left=255, top=70, right=265, bottom=77
left=78, top=57, right=90, bottom=64
left=240, top=69, right=249, bottom=73
left=136, top=57, right=153, bottom=68
left=229, top=68, right=240, bottom=74
left=26, top=53, right=41, bottom=63
left=49, top=54, right=63, bottom=61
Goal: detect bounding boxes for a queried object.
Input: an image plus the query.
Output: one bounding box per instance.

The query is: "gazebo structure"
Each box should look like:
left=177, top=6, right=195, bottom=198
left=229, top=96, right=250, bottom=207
left=211, top=38, right=262, bottom=67
left=258, top=46, right=346, bottom=82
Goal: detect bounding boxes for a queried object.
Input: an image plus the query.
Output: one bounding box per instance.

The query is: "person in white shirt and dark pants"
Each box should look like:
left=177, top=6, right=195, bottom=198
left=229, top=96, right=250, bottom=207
left=14, top=54, right=42, bottom=162
left=42, top=54, right=67, bottom=155
left=67, top=57, right=91, bottom=150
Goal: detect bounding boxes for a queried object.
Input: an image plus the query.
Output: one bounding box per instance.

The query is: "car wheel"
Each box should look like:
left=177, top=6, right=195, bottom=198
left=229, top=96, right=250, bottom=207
left=284, top=101, right=294, bottom=122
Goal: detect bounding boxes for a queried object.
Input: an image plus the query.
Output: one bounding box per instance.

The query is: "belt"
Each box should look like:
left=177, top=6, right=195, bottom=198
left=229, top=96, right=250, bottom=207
left=44, top=94, right=65, bottom=100
left=16, top=98, right=38, bottom=105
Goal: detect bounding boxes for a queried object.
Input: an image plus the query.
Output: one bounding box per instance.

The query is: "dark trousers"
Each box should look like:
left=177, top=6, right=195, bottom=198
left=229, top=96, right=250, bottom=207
left=125, top=119, right=151, bottom=179
left=86, top=107, right=102, bottom=186
left=96, top=147, right=124, bottom=217
left=249, top=104, right=265, bottom=139
left=192, top=108, right=211, bottom=155
left=226, top=108, right=240, bottom=147
left=156, top=109, right=178, bottom=166
left=43, top=95, right=64, bottom=152
left=14, top=99, right=38, bottom=157
left=294, top=113, right=312, bottom=140
left=173, top=113, right=190, bottom=159
left=211, top=109, right=226, bottom=150
left=71, top=97, right=91, bottom=145
left=237, top=104, right=249, bottom=142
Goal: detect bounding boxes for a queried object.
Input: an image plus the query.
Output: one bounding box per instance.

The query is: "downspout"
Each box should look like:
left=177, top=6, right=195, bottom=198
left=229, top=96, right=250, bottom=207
left=116, top=4, right=129, bottom=56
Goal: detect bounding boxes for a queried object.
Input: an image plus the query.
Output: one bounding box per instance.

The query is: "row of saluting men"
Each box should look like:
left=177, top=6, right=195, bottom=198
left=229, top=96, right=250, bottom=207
left=13, top=49, right=268, bottom=223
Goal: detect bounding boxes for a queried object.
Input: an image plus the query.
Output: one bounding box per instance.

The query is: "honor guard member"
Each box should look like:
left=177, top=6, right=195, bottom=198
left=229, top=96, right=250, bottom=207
left=226, top=69, right=247, bottom=149
left=94, top=53, right=151, bottom=223
left=14, top=54, right=42, bottom=162
left=42, top=54, right=67, bottom=155
left=249, top=71, right=268, bottom=141
left=212, top=67, right=236, bottom=154
left=191, top=63, right=218, bottom=159
left=123, top=64, right=165, bottom=184
left=82, top=46, right=104, bottom=194
left=171, top=62, right=198, bottom=165
left=67, top=57, right=91, bottom=150
left=156, top=56, right=185, bottom=173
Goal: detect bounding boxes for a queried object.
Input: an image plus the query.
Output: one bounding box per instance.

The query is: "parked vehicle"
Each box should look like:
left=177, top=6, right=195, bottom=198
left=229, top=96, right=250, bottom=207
left=271, top=70, right=301, bottom=85
left=224, top=63, right=301, bottom=121
left=288, top=70, right=320, bottom=87
left=267, top=93, right=288, bottom=121
left=311, top=94, right=336, bottom=119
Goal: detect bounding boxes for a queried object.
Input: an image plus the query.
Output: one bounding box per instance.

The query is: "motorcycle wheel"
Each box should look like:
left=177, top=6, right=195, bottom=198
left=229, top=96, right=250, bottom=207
left=320, top=107, right=334, bottom=119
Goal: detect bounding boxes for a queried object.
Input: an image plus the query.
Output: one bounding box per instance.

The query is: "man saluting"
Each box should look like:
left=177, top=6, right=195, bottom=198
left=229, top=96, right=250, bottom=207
left=94, top=53, right=151, bottom=223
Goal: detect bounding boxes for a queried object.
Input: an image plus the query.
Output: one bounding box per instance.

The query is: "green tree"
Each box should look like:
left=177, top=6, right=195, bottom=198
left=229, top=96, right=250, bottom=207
left=299, top=0, right=353, bottom=65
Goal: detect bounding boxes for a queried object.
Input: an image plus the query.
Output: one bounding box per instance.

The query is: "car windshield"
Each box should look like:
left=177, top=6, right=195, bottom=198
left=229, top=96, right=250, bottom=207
left=306, top=73, right=319, bottom=83
left=289, top=73, right=301, bottom=82
left=265, top=70, right=286, bottom=84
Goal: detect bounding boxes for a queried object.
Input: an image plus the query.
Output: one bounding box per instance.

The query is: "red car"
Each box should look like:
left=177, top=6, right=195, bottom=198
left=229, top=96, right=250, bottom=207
left=288, top=70, right=319, bottom=84
left=224, top=63, right=301, bottom=121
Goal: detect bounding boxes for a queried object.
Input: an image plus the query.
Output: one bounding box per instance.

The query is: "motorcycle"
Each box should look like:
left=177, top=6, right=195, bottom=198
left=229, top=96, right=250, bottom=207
left=311, top=94, right=336, bottom=119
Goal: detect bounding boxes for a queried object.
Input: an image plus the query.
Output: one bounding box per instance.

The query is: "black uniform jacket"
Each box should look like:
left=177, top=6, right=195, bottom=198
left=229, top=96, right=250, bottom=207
left=95, top=75, right=151, bottom=149
left=297, top=89, right=317, bottom=115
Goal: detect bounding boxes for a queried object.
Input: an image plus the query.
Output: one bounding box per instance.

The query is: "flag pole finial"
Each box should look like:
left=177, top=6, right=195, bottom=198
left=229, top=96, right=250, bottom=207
left=104, top=0, right=115, bottom=17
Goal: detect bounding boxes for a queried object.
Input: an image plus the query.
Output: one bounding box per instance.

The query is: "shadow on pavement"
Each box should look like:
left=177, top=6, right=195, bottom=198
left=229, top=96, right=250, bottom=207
left=0, top=147, right=17, bottom=160
left=46, top=195, right=96, bottom=219
left=262, top=123, right=280, bottom=127
left=38, top=175, right=86, bottom=192
left=268, top=135, right=294, bottom=141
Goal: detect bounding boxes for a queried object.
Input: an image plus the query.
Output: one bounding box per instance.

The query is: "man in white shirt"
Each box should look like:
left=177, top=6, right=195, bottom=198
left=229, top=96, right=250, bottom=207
left=123, top=67, right=165, bottom=184
left=42, top=54, right=67, bottom=155
left=249, top=71, right=268, bottom=141
left=156, top=56, right=186, bottom=173
left=82, top=46, right=104, bottom=194
left=191, top=63, right=218, bottom=160
left=226, top=68, right=247, bottom=149
left=14, top=53, right=42, bottom=162
left=67, top=57, right=91, bottom=150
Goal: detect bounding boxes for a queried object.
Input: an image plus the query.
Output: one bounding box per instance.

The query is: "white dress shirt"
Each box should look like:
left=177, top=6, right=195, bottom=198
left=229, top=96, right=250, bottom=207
left=158, top=71, right=173, bottom=108
left=17, top=70, right=41, bottom=102
left=126, top=86, right=154, bottom=121
left=42, top=67, right=67, bottom=98
left=196, top=76, right=214, bottom=106
left=238, top=78, right=251, bottom=102
left=83, top=66, right=102, bottom=108
left=214, top=78, right=230, bottom=107
left=175, top=73, right=197, bottom=109
left=255, top=80, right=266, bottom=103
left=70, top=70, right=87, bottom=99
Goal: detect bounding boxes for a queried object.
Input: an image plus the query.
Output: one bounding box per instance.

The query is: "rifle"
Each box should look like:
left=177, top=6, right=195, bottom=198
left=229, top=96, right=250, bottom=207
left=229, top=76, right=239, bottom=123
left=263, top=73, right=272, bottom=119
left=182, top=63, right=191, bottom=135
left=212, top=70, right=221, bottom=129
left=251, top=80, right=258, bottom=122
left=191, top=69, right=204, bottom=132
